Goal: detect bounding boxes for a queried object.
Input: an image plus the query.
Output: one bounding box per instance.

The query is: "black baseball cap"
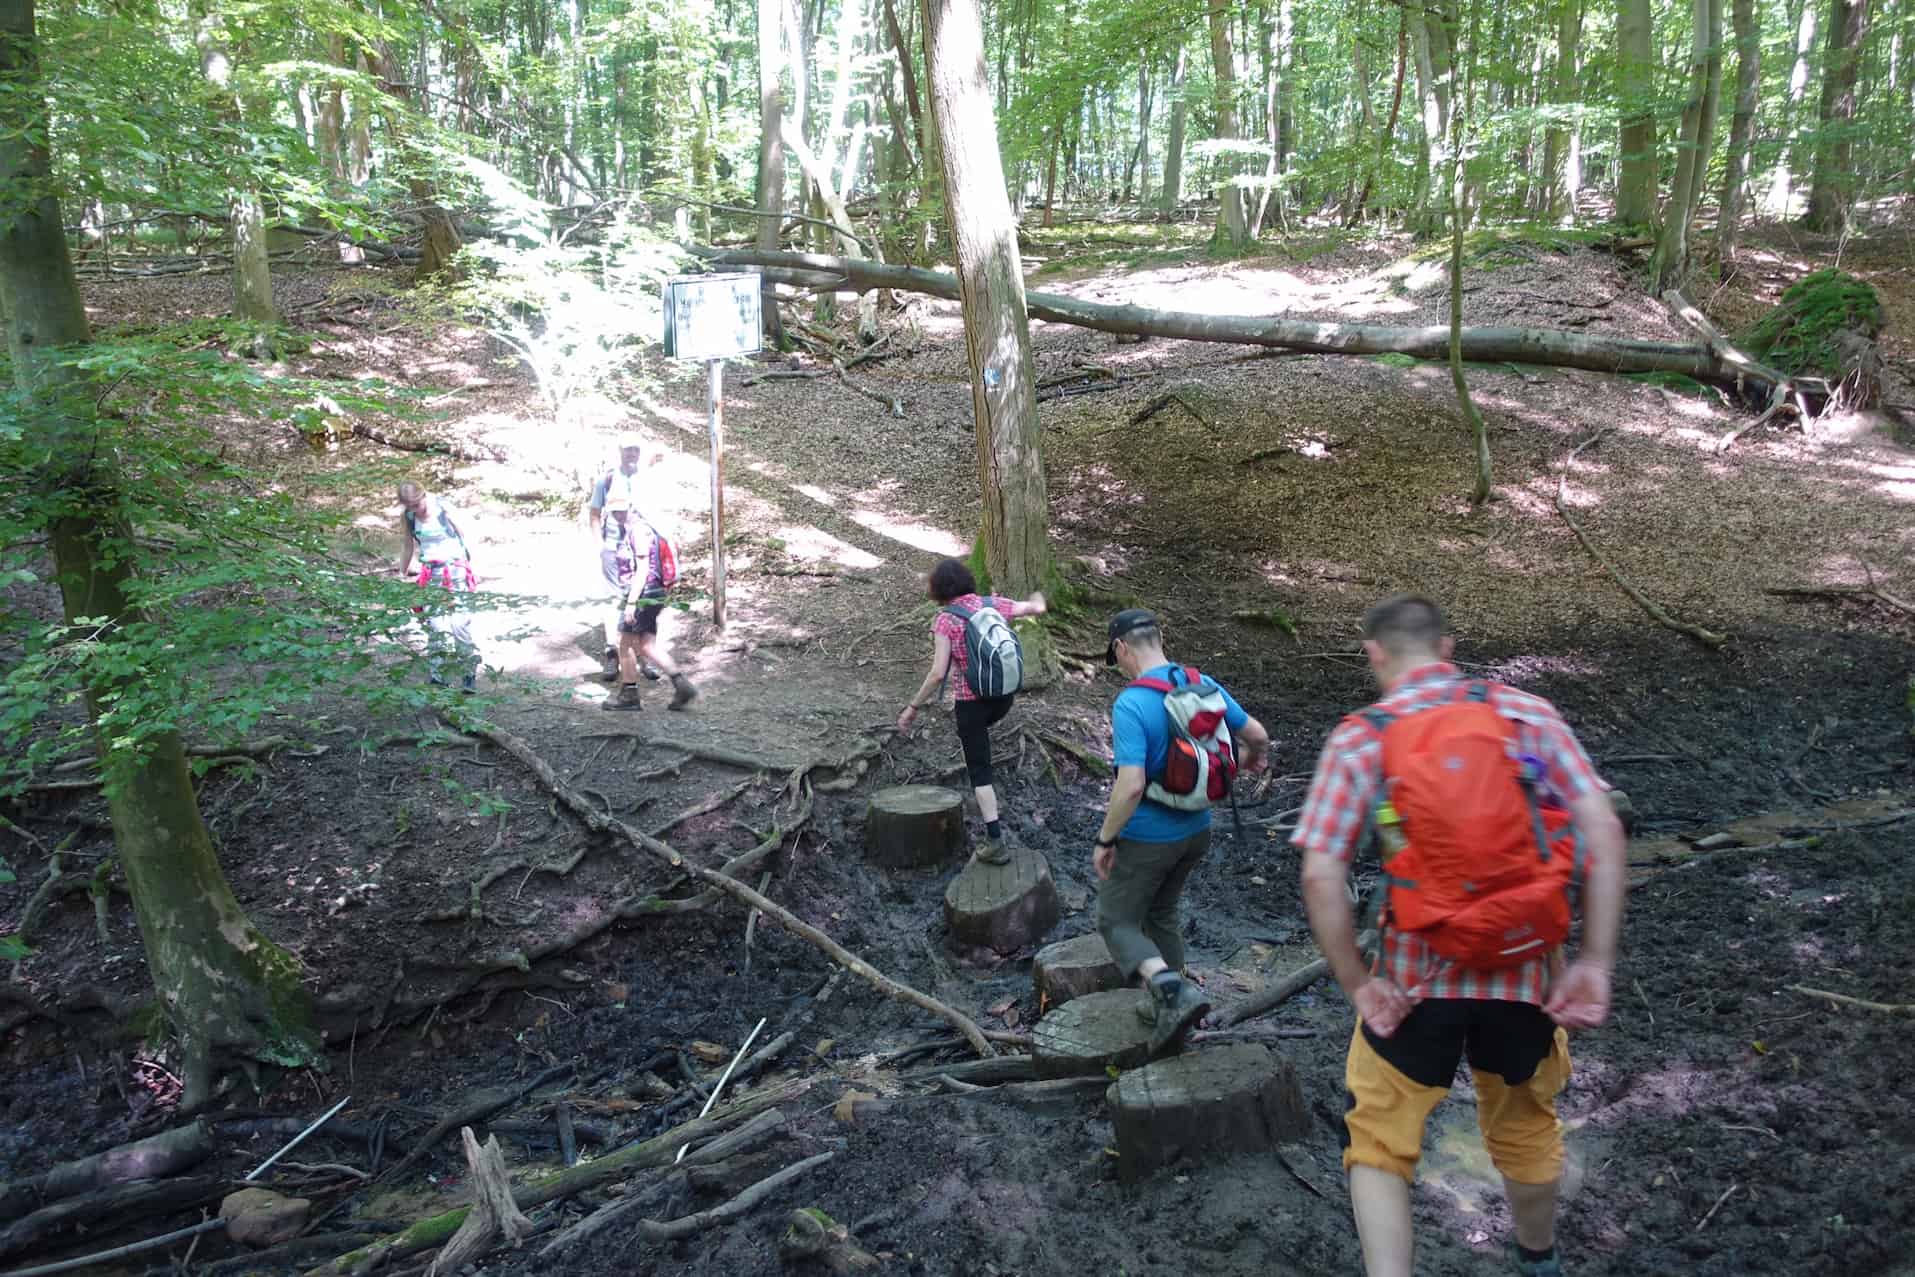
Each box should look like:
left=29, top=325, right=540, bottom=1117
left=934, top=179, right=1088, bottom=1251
left=1105, top=609, right=1157, bottom=664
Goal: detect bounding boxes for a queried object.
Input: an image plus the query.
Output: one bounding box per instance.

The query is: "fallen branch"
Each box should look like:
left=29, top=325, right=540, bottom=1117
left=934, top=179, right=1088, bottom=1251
left=1662, top=290, right=1810, bottom=410
left=351, top=422, right=507, bottom=464
left=635, top=1152, right=834, bottom=1242
left=377, top=1063, right=572, bottom=1185
left=1765, top=580, right=1915, bottom=619
left=456, top=716, right=996, bottom=1057
left=0, top=1122, right=214, bottom=1224
left=1219, top=930, right=1377, bottom=1027
left=1129, top=390, right=1211, bottom=431
left=831, top=359, right=904, bottom=418
left=1786, top=985, right=1915, bottom=1017
left=304, top=1082, right=812, bottom=1276
left=426, top=1130, right=531, bottom=1276
left=0, top=1176, right=226, bottom=1263
left=1555, top=431, right=1730, bottom=649
left=1030, top=729, right=1108, bottom=776
left=694, top=247, right=1801, bottom=400
left=780, top=1208, right=880, bottom=1272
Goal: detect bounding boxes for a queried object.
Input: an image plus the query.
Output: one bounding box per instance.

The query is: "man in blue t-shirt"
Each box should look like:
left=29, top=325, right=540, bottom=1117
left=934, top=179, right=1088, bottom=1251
left=1092, top=609, right=1270, bottom=1055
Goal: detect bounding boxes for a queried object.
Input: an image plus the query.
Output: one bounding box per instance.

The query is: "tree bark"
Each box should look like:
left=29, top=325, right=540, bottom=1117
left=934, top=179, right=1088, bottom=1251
left=1128, top=60, right=1153, bottom=203
left=1349, top=10, right=1407, bottom=226
left=375, top=44, right=464, bottom=280
left=700, top=246, right=1810, bottom=400
left=1803, top=0, right=1874, bottom=232
left=1160, top=46, right=1189, bottom=214
left=1715, top=0, right=1761, bottom=256
left=0, top=0, right=320, bottom=1109
left=1541, top=0, right=1583, bottom=219
left=920, top=0, right=1051, bottom=596
left=1653, top=0, right=1723, bottom=289
left=192, top=6, right=278, bottom=329
left=1762, top=0, right=1818, bottom=216
left=1206, top=0, right=1252, bottom=247
left=1616, top=0, right=1656, bottom=224
left=758, top=0, right=788, bottom=345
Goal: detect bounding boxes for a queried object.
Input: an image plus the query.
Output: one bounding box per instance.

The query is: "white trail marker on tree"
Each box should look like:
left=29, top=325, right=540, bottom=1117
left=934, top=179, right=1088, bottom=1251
left=663, top=272, right=763, bottom=630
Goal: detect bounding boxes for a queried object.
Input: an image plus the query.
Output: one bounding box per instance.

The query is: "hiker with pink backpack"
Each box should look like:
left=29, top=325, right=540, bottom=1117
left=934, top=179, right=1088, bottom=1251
left=598, top=490, right=697, bottom=712
left=895, top=558, right=1047, bottom=865
left=1091, top=609, right=1270, bottom=1056
left=1292, top=595, right=1626, bottom=1277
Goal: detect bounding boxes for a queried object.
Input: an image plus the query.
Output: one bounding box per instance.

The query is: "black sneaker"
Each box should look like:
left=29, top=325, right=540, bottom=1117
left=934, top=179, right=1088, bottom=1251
left=641, top=663, right=664, bottom=682
left=1146, top=977, right=1210, bottom=1057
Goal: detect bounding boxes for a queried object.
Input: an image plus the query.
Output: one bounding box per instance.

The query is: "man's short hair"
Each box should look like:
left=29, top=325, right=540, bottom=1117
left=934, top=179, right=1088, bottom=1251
left=1361, top=594, right=1446, bottom=655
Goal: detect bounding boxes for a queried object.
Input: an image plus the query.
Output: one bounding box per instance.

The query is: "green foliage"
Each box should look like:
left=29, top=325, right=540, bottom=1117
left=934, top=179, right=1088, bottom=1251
left=0, top=339, right=511, bottom=800
left=1738, top=270, right=1884, bottom=379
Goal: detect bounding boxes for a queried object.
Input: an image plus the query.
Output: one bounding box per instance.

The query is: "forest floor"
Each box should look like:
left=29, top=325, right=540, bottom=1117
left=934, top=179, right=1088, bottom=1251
left=4, top=215, right=1915, bottom=1277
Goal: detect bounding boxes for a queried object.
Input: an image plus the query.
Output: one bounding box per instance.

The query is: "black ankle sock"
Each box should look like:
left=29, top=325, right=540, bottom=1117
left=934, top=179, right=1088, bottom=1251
left=985, top=820, right=1002, bottom=839
left=1516, top=1244, right=1556, bottom=1264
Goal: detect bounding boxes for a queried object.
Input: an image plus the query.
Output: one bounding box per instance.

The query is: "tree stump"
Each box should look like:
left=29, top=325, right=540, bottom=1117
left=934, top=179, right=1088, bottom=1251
left=1031, top=988, right=1153, bottom=1079
left=864, top=785, right=965, bottom=869
left=942, top=847, right=1060, bottom=953
left=1106, top=1043, right=1310, bottom=1181
left=1033, top=932, right=1123, bottom=1010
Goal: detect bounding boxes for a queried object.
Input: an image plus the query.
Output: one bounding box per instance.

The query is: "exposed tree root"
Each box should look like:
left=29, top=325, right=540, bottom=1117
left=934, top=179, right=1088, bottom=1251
left=832, top=359, right=904, bottom=417
left=1788, top=985, right=1915, bottom=1017
left=1555, top=431, right=1730, bottom=649
left=454, top=714, right=996, bottom=1057
left=1766, top=560, right=1915, bottom=618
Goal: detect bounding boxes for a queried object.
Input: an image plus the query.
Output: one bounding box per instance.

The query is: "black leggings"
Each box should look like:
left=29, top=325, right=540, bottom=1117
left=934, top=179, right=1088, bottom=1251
left=953, top=696, right=1014, bottom=788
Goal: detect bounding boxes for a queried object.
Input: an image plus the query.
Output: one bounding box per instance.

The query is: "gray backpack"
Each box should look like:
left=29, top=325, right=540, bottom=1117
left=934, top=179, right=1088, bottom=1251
left=943, top=600, right=1024, bottom=698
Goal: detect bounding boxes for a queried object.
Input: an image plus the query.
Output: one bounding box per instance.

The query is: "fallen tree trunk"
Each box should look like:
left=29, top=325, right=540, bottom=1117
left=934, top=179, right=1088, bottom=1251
left=693, top=247, right=1790, bottom=401
left=0, top=1122, right=214, bottom=1223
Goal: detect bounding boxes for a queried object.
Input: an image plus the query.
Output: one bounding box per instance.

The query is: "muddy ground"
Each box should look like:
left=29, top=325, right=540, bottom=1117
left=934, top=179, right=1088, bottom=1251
left=3, top=220, right=1914, bottom=1276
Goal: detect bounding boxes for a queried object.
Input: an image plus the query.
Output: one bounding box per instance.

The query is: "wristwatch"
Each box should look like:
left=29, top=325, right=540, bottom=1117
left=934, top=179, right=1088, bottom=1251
left=1094, top=837, right=1117, bottom=851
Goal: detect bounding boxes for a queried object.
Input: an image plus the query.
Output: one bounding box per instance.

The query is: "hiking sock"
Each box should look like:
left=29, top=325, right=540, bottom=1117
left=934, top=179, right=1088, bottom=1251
left=985, top=820, right=1002, bottom=840
left=1515, top=1244, right=1557, bottom=1266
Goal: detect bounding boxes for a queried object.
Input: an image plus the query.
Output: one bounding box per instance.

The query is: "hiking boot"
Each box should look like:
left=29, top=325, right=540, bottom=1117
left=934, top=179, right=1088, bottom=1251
left=1511, top=1247, right=1565, bottom=1277
left=1146, top=976, right=1210, bottom=1057
left=973, top=834, right=1014, bottom=866
left=601, top=683, right=642, bottom=712
left=460, top=673, right=477, bottom=694
left=668, top=672, right=698, bottom=710
left=641, top=663, right=664, bottom=682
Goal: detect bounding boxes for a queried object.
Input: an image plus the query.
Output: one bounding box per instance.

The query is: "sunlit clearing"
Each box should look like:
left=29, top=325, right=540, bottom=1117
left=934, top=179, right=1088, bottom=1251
left=773, top=524, right=884, bottom=570
left=1488, top=653, right=1604, bottom=681
left=845, top=508, right=965, bottom=556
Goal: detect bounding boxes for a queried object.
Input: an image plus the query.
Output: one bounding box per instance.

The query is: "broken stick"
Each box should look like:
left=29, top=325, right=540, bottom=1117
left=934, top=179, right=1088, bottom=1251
left=1787, top=985, right=1915, bottom=1017
left=1555, top=431, right=1730, bottom=649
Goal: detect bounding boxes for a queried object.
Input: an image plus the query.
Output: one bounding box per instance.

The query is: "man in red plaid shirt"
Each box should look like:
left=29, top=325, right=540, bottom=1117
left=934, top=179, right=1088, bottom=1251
left=1293, top=595, right=1625, bottom=1277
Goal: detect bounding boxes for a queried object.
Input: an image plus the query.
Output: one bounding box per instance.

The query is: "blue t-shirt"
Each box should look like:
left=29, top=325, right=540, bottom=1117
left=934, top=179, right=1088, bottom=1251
left=1111, top=664, right=1250, bottom=843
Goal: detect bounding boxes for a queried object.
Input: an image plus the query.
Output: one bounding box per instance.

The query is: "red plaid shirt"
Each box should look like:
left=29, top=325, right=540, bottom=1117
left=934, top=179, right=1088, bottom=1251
left=932, top=594, right=1018, bottom=703
left=1291, top=662, right=1607, bottom=1005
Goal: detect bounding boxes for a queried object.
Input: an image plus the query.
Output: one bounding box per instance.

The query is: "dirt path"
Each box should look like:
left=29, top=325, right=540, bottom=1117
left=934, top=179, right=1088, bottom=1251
left=3, top=233, right=1912, bottom=1276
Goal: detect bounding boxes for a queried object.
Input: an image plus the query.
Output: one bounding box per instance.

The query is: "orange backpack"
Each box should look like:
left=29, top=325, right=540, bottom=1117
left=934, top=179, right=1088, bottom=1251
left=1353, top=681, right=1580, bottom=969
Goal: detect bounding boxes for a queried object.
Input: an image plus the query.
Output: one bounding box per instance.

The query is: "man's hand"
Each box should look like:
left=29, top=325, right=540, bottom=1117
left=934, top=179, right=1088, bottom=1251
left=1240, top=747, right=1268, bottom=775
left=895, top=705, right=918, bottom=737
left=1544, top=958, right=1612, bottom=1028
left=1092, top=842, right=1116, bottom=881
left=1353, top=977, right=1413, bottom=1038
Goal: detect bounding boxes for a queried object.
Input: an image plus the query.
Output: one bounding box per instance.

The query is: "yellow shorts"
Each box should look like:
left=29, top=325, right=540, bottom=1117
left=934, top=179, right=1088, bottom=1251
left=1341, top=1000, right=1570, bottom=1185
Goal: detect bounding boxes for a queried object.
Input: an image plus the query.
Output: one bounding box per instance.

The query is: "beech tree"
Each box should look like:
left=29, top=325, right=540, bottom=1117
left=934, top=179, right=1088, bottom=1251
left=1803, top=0, right=1874, bottom=233
left=920, top=0, right=1050, bottom=595
left=0, top=0, right=321, bottom=1107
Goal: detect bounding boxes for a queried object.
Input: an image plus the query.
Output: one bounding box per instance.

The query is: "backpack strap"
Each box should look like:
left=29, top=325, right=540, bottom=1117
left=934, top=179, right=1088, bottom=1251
left=1128, top=676, right=1175, bottom=693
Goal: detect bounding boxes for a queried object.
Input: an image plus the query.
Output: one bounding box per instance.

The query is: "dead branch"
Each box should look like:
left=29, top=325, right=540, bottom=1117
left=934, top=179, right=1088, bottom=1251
left=0, top=1176, right=226, bottom=1263
left=1031, top=729, right=1109, bottom=776
left=1129, top=390, right=1212, bottom=431
left=455, top=716, right=997, bottom=1057
left=1766, top=581, right=1915, bottom=619
left=635, top=1152, right=834, bottom=1242
left=1219, top=930, right=1377, bottom=1027
left=426, top=1130, right=531, bottom=1276
left=780, top=1208, right=880, bottom=1272
left=1555, top=431, right=1730, bottom=649
left=1714, top=381, right=1797, bottom=453
left=350, top=421, right=507, bottom=464
left=0, top=1122, right=214, bottom=1225
left=304, top=1086, right=812, bottom=1276
left=1787, top=985, right=1915, bottom=1017
left=376, top=1064, right=572, bottom=1186
left=832, top=359, right=904, bottom=417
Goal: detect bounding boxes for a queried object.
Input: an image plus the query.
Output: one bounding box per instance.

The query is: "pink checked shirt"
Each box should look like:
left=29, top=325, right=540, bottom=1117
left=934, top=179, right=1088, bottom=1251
left=1291, top=662, right=1608, bottom=1005
left=931, top=594, right=1018, bottom=703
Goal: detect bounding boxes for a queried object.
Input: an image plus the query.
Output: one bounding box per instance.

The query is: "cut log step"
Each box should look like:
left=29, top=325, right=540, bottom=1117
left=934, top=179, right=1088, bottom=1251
left=942, top=847, right=1060, bottom=954
left=864, top=785, right=965, bottom=869
left=1031, top=988, right=1153, bottom=1079
left=1033, top=933, right=1123, bottom=1010
left=1106, top=1043, right=1309, bottom=1181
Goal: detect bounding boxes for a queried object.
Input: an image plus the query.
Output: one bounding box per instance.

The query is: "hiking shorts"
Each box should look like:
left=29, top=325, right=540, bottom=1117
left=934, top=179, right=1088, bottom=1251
left=617, top=604, right=663, bottom=637
left=1342, top=998, right=1570, bottom=1185
left=952, top=695, right=1014, bottom=787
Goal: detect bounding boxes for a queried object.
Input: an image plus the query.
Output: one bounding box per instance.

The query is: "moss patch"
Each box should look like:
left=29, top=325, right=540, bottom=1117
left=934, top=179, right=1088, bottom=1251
left=1738, top=270, right=1884, bottom=378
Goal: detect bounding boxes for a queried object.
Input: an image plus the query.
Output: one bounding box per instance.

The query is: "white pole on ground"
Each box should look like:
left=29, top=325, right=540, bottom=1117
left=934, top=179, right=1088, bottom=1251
left=674, top=1016, right=767, bottom=1163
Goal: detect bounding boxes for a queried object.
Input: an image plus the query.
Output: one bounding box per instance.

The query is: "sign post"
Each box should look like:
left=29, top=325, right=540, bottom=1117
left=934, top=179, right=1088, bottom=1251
left=663, top=272, right=762, bottom=631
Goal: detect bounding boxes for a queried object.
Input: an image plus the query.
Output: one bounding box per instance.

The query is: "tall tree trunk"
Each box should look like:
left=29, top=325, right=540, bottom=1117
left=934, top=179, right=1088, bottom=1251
left=919, top=0, right=1050, bottom=595
left=1715, top=0, right=1761, bottom=255
left=1350, top=11, right=1407, bottom=225
left=1652, top=0, right=1723, bottom=290
left=1541, top=0, right=1583, bottom=218
left=757, top=0, right=788, bottom=345
left=1763, top=0, right=1818, bottom=215
left=1443, top=0, right=1490, bottom=503
left=1128, top=60, right=1153, bottom=203
left=192, top=6, right=279, bottom=331
left=1803, top=0, right=1874, bottom=232
left=0, top=0, right=319, bottom=1109
left=1616, top=0, right=1656, bottom=224
left=1161, top=46, right=1188, bottom=214
left=375, top=45, right=464, bottom=280
left=1207, top=0, right=1252, bottom=247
